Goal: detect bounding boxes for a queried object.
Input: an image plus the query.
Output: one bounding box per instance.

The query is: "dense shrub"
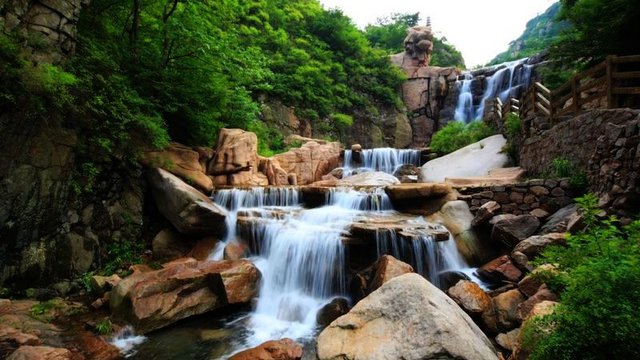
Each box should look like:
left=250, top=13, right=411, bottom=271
left=523, top=194, right=640, bottom=359
left=430, top=121, right=495, bottom=154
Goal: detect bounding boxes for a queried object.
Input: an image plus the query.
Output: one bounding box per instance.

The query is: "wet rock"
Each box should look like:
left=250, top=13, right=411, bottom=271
left=447, top=280, right=492, bottom=315
left=337, top=172, right=400, bottom=186
left=110, top=258, right=260, bottom=333
left=74, top=333, right=121, bottom=360
left=147, top=168, right=227, bottom=236
left=316, top=298, right=350, bottom=327
left=478, top=255, right=523, bottom=284
left=369, top=255, right=414, bottom=292
left=229, top=338, right=303, bottom=360
left=223, top=242, right=249, bottom=260
left=439, top=270, right=471, bottom=291
left=317, top=273, right=498, bottom=360
left=392, top=164, right=422, bottom=182
left=187, top=236, right=219, bottom=261
left=490, top=215, right=540, bottom=248
left=512, top=233, right=567, bottom=259
left=433, top=200, right=486, bottom=263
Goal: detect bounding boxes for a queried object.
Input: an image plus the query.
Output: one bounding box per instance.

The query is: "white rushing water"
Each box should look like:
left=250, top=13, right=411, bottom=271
left=110, top=326, right=147, bottom=358
left=342, top=148, right=421, bottom=176
left=454, top=58, right=534, bottom=123
left=375, top=218, right=468, bottom=289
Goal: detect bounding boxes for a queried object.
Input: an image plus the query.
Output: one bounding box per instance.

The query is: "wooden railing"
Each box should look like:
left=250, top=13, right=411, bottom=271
left=489, top=55, right=640, bottom=136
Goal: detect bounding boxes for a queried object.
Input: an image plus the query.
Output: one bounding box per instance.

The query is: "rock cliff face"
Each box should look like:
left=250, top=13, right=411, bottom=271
left=0, top=0, right=90, bottom=62
left=390, top=26, right=461, bottom=147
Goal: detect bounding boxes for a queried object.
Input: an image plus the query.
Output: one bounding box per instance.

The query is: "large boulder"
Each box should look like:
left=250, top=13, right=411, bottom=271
left=337, top=171, right=400, bottom=186
left=316, top=298, right=350, bottom=327
left=272, top=141, right=341, bottom=185
left=431, top=200, right=486, bottom=263
left=421, top=135, right=511, bottom=183
left=317, top=273, right=498, bottom=360
left=209, top=129, right=267, bottom=186
left=385, top=183, right=456, bottom=216
left=490, top=215, right=540, bottom=248
left=110, top=258, right=260, bottom=333
left=539, top=203, right=581, bottom=234
left=147, top=168, right=227, bottom=236
left=229, top=338, right=303, bottom=360
left=140, top=142, right=214, bottom=193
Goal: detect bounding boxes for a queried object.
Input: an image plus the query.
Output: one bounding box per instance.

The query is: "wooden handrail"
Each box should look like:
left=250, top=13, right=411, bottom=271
left=504, top=54, right=640, bottom=137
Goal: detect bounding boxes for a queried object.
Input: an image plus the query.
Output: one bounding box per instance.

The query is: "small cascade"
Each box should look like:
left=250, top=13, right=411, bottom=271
left=110, top=326, right=147, bottom=357
left=375, top=218, right=468, bottom=289
left=454, top=58, right=534, bottom=122
left=209, top=187, right=302, bottom=260
left=326, top=187, right=393, bottom=211
left=342, top=148, right=421, bottom=176
left=215, top=187, right=396, bottom=350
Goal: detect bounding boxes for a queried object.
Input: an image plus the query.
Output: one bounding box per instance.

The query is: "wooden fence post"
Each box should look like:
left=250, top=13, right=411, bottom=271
left=605, top=55, right=614, bottom=108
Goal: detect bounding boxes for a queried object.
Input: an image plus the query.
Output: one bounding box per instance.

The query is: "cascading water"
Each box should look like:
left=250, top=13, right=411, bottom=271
left=342, top=148, right=421, bottom=176
left=454, top=58, right=534, bottom=122
left=212, top=187, right=395, bottom=352
left=375, top=218, right=468, bottom=289
left=209, top=187, right=301, bottom=260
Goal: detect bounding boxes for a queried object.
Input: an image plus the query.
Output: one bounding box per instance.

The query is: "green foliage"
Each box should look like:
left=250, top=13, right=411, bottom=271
left=430, top=121, right=495, bottom=154
left=331, top=113, right=354, bottom=127
left=504, top=112, right=522, bottom=138
left=95, top=319, right=113, bottom=335
left=490, top=3, right=568, bottom=65
left=548, top=157, right=588, bottom=191
left=30, top=300, right=62, bottom=321
left=524, top=194, right=640, bottom=359
left=247, top=120, right=285, bottom=157
left=80, top=271, right=94, bottom=293
left=102, top=239, right=144, bottom=277
left=431, top=37, right=466, bottom=69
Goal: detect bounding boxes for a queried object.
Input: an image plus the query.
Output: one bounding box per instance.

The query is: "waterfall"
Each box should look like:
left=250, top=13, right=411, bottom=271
left=375, top=218, right=468, bottom=289
left=454, top=58, right=534, bottom=123
left=215, top=187, right=395, bottom=349
left=342, top=148, right=421, bottom=176
left=454, top=74, right=474, bottom=123
left=209, top=187, right=302, bottom=260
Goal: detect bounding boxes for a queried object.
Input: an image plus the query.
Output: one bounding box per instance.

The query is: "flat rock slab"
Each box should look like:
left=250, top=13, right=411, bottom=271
left=447, top=167, right=526, bottom=188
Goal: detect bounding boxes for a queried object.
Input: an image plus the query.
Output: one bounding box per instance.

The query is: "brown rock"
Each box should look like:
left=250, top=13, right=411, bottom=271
left=529, top=208, right=549, bottom=219
left=90, top=274, right=122, bottom=296
left=152, top=228, right=192, bottom=261
left=209, top=129, right=264, bottom=186
left=272, top=141, right=341, bottom=185
left=385, top=183, right=452, bottom=200
left=75, top=333, right=121, bottom=360
left=263, top=158, right=290, bottom=186
left=224, top=242, right=249, bottom=260
left=496, top=328, right=520, bottom=352
left=187, top=236, right=219, bottom=261
left=478, top=255, right=523, bottom=283
left=492, top=289, right=526, bottom=331
left=512, top=233, right=567, bottom=259
left=489, top=213, right=517, bottom=225
left=110, top=258, right=260, bottom=333
left=490, top=215, right=540, bottom=247
left=141, top=142, right=214, bottom=193
left=472, top=201, right=501, bottom=226
left=540, top=204, right=579, bottom=234
left=510, top=251, right=533, bottom=272
left=229, top=338, right=303, bottom=360
left=529, top=186, right=549, bottom=196
left=147, top=168, right=227, bottom=236
left=447, top=280, right=492, bottom=315
left=517, top=275, right=543, bottom=298
left=369, top=255, right=414, bottom=292
left=316, top=298, right=350, bottom=327
left=7, top=346, right=72, bottom=360
left=517, top=286, right=559, bottom=320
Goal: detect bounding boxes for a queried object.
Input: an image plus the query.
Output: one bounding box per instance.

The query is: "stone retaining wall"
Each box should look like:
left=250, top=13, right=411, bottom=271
left=519, top=108, right=640, bottom=219
left=457, top=179, right=576, bottom=216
